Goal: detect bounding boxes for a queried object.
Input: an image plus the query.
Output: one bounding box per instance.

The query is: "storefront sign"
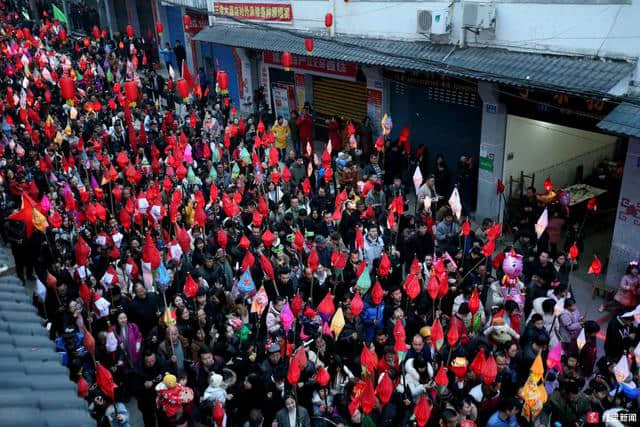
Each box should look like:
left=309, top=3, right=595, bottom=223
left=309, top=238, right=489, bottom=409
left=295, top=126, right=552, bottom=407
left=185, top=11, right=209, bottom=34
left=294, top=73, right=306, bottom=111
left=479, top=156, right=494, bottom=172
left=264, top=51, right=358, bottom=80
left=213, top=2, right=293, bottom=22
left=385, top=71, right=477, bottom=93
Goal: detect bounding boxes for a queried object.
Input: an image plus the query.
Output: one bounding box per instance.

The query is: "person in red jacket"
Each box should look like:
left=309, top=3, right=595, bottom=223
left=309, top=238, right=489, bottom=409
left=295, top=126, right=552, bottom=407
left=296, top=107, right=314, bottom=157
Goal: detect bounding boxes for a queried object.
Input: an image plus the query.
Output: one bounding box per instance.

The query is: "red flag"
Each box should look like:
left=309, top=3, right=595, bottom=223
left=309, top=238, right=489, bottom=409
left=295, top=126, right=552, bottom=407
left=403, top=273, right=420, bottom=300
left=316, top=367, right=330, bottom=387
left=82, top=328, right=95, bottom=356
left=481, top=354, right=497, bottom=384
left=75, top=236, right=91, bottom=266
left=386, top=210, right=396, bottom=229
left=447, top=316, right=459, bottom=347
left=435, top=366, right=449, bottom=387
left=414, top=394, right=432, bottom=427
left=238, top=235, right=251, bottom=250
left=213, top=402, right=225, bottom=427
left=142, top=232, right=161, bottom=270
left=317, top=292, right=335, bottom=316
left=376, top=373, right=393, bottom=405
left=588, top=256, right=602, bottom=275
left=360, top=345, right=378, bottom=377
left=259, top=254, right=274, bottom=280
left=568, top=242, right=579, bottom=261
left=262, top=229, right=276, bottom=248
left=282, top=165, right=292, bottom=183
left=377, top=253, right=391, bottom=277
left=183, top=273, right=199, bottom=298
left=461, top=220, right=471, bottom=237
left=355, top=227, right=364, bottom=251
left=331, top=251, right=346, bottom=269
left=308, top=249, right=319, bottom=272
left=287, top=359, right=301, bottom=386
left=293, top=230, right=305, bottom=252
left=482, top=239, right=495, bottom=258
left=182, top=61, right=195, bottom=89
left=350, top=292, right=363, bottom=317
left=468, top=288, right=480, bottom=314
left=486, top=223, right=502, bottom=241
left=470, top=349, right=486, bottom=376
left=96, top=364, right=117, bottom=399
left=360, top=379, right=376, bottom=414
left=371, top=281, right=384, bottom=305
left=241, top=250, right=255, bottom=272
left=291, top=292, right=304, bottom=317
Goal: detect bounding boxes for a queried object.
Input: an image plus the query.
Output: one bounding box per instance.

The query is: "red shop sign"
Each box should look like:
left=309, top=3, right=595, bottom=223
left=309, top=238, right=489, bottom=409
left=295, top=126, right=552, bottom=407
left=213, top=2, right=293, bottom=22
left=263, top=51, right=358, bottom=79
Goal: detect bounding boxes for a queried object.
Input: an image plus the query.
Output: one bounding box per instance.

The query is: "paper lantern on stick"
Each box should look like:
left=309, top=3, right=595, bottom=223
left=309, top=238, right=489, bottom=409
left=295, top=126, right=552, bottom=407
left=282, top=51, right=292, bottom=71
left=305, top=38, right=314, bottom=55
left=176, top=78, right=189, bottom=100
left=183, top=14, right=192, bottom=29
left=126, top=24, right=134, bottom=38
left=217, top=71, right=228, bottom=95
left=156, top=22, right=163, bottom=36
left=543, top=177, right=554, bottom=192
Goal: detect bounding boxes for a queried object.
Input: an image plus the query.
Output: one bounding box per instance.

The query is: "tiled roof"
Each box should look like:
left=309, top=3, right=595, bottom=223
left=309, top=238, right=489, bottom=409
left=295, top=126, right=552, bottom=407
left=194, top=25, right=634, bottom=95
left=0, top=275, right=94, bottom=427
left=597, top=101, right=640, bottom=138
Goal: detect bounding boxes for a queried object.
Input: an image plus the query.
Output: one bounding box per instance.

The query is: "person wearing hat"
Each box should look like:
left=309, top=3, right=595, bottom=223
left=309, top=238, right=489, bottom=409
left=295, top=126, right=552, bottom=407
left=604, top=308, right=637, bottom=360
left=260, top=341, right=286, bottom=383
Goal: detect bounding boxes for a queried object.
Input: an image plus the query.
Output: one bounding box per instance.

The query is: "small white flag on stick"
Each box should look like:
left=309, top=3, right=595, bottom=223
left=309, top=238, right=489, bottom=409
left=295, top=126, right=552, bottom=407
left=449, top=187, right=462, bottom=220
left=535, top=208, right=548, bottom=239
left=413, top=166, right=423, bottom=195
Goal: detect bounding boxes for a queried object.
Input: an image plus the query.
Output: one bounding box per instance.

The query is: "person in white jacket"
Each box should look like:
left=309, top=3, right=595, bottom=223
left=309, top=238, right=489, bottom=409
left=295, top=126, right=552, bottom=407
left=526, top=297, right=559, bottom=348
left=203, top=373, right=230, bottom=405
left=396, top=356, right=434, bottom=399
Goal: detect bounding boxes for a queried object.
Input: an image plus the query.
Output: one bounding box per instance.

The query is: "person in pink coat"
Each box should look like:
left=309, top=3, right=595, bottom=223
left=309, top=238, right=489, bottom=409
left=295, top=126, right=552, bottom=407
left=114, top=311, right=143, bottom=369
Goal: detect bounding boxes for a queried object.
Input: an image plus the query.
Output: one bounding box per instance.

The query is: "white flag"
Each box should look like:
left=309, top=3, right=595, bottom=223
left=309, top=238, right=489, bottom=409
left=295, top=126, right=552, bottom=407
left=614, top=354, right=630, bottom=383
left=142, top=261, right=154, bottom=291
left=448, top=187, right=462, bottom=220
left=105, top=330, right=118, bottom=352
left=169, top=64, right=175, bottom=80
left=137, top=197, right=149, bottom=214
left=535, top=208, right=548, bottom=239
left=112, top=232, right=123, bottom=248
left=169, top=242, right=183, bottom=262
left=413, top=166, right=423, bottom=194
left=94, top=297, right=111, bottom=318
left=150, top=205, right=162, bottom=222
left=577, top=328, right=586, bottom=350
left=96, top=235, right=107, bottom=247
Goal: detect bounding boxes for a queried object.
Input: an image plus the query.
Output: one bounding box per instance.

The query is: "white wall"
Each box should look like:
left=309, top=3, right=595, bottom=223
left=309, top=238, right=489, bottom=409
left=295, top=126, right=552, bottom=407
left=503, top=115, right=618, bottom=193
left=211, top=1, right=640, bottom=60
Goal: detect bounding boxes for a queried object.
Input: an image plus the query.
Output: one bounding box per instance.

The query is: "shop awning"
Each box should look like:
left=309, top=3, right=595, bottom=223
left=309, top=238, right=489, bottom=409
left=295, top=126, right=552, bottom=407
left=194, top=25, right=634, bottom=96
left=597, top=101, right=640, bottom=138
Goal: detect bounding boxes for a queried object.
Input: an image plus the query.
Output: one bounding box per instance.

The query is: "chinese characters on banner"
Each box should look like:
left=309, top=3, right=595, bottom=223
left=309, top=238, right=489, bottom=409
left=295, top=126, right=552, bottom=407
left=263, top=51, right=358, bottom=80
left=213, top=2, right=293, bottom=22
left=184, top=11, right=209, bottom=34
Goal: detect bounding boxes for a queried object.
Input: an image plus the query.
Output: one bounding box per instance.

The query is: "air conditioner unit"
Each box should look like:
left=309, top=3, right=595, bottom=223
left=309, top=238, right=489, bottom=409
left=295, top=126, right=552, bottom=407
left=417, top=10, right=449, bottom=35
left=462, top=3, right=496, bottom=31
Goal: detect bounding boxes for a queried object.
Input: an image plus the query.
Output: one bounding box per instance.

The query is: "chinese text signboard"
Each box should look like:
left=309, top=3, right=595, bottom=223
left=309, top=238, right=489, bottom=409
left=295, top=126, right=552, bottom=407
left=185, top=11, right=209, bottom=34
left=213, top=2, right=293, bottom=22
left=263, top=51, right=358, bottom=80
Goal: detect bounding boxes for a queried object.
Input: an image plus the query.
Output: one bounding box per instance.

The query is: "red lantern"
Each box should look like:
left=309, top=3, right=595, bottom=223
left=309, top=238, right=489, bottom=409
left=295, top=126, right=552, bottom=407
left=102, top=29, right=107, bottom=39
left=83, top=37, right=90, bottom=47
left=126, top=24, right=134, bottom=38
left=176, top=78, right=190, bottom=99
left=217, top=70, right=228, bottom=95
left=113, top=82, right=121, bottom=93
left=282, top=51, right=292, bottom=71
left=305, top=38, right=314, bottom=55
left=92, top=26, right=100, bottom=40
left=156, top=22, right=163, bottom=36
left=59, top=76, right=75, bottom=100
left=543, top=176, right=553, bottom=192
left=325, top=13, right=333, bottom=31
left=58, top=28, right=67, bottom=43
left=183, top=15, right=192, bottom=30
left=124, top=80, right=138, bottom=104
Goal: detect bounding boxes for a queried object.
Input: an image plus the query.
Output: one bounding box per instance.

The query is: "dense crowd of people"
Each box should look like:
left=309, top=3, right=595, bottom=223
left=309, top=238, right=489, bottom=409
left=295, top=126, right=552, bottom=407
left=1, top=4, right=640, bottom=427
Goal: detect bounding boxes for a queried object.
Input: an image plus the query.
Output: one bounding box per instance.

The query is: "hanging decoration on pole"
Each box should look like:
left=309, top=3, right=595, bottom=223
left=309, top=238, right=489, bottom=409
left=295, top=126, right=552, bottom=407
left=305, top=38, right=314, bottom=55
left=282, top=51, right=292, bottom=71
left=325, top=13, right=333, bottom=34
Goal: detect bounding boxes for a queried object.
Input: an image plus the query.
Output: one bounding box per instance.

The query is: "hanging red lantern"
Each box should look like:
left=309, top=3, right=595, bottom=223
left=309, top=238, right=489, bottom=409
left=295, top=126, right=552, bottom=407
left=123, top=80, right=138, bottom=104
left=59, top=76, right=75, bottom=100
left=92, top=26, right=100, bottom=40
left=325, top=13, right=333, bottom=31
left=305, top=38, right=314, bottom=55
left=156, top=22, right=163, bottom=36
left=282, top=51, right=292, bottom=71
left=217, top=70, right=228, bottom=95
left=183, top=15, right=192, bottom=30
left=126, top=24, right=134, bottom=38
left=176, top=78, right=190, bottom=99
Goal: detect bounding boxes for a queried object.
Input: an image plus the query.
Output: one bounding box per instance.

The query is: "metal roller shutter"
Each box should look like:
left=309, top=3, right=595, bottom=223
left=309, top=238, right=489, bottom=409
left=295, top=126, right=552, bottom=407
left=312, top=77, right=367, bottom=124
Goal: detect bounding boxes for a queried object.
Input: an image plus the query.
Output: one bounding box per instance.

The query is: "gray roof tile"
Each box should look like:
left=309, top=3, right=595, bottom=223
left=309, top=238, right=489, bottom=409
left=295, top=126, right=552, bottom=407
left=195, top=25, right=634, bottom=95
left=597, top=101, right=640, bottom=137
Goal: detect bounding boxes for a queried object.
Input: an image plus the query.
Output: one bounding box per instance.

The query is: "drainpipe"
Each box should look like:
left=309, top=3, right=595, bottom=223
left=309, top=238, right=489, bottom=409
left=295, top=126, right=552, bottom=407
left=330, top=0, right=336, bottom=37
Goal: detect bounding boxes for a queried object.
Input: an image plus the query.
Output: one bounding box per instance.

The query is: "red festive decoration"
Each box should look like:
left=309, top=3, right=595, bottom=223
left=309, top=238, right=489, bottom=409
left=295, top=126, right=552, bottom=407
left=305, top=38, right=314, bottom=55
left=287, top=358, right=301, bottom=385
left=568, top=242, right=579, bottom=261
left=176, top=78, right=189, bottom=99
left=403, top=273, right=420, bottom=300
left=414, top=395, right=432, bottom=427
left=325, top=13, right=333, bottom=30
left=126, top=24, right=134, bottom=38
left=183, top=273, right=199, bottom=298
left=497, top=179, right=505, bottom=194
left=371, top=281, right=384, bottom=305
left=470, top=348, right=485, bottom=376
left=96, top=364, right=117, bottom=399
left=431, top=319, right=444, bottom=349
left=350, top=292, right=364, bottom=317
left=217, top=70, right=228, bottom=94
left=317, top=292, right=336, bottom=316
left=427, top=274, right=439, bottom=300
left=587, top=197, right=598, bottom=212
left=376, top=372, right=393, bottom=405
left=183, top=14, right=192, bottom=29
left=588, top=256, right=603, bottom=275
left=468, top=288, right=480, bottom=314
left=282, top=51, right=292, bottom=71
left=435, top=366, right=449, bottom=387
left=59, top=76, right=75, bottom=100
left=124, top=80, right=138, bottom=104
left=378, top=253, right=391, bottom=277
left=543, top=176, right=554, bottom=192
left=481, top=354, right=498, bottom=384
left=316, top=367, right=330, bottom=387
left=447, top=316, right=459, bottom=347
left=291, top=292, right=304, bottom=317
left=156, top=22, right=163, bottom=36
